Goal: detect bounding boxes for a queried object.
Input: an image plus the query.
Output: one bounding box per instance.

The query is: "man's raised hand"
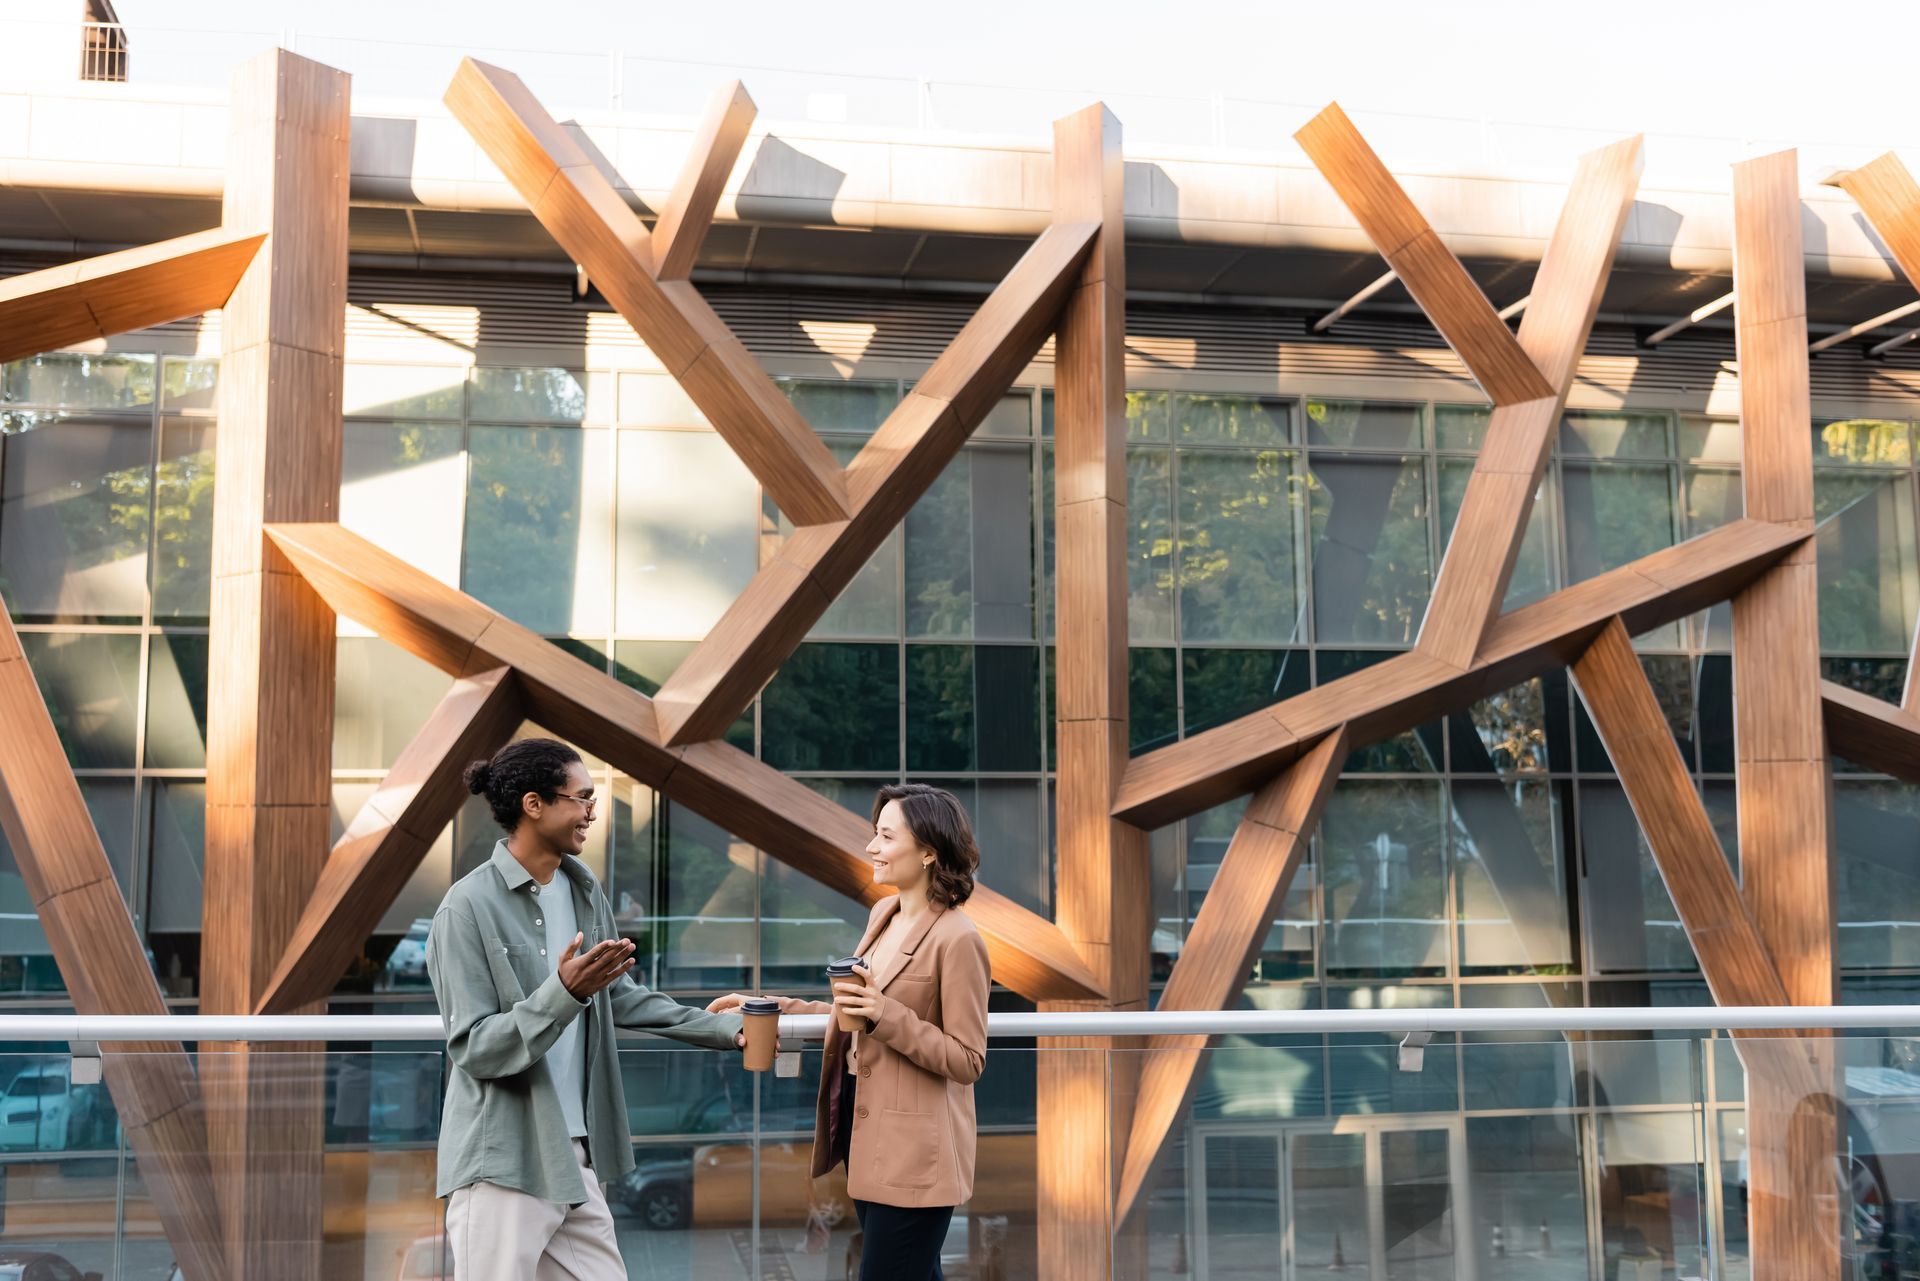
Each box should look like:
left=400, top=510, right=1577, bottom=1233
left=558, top=933, right=635, bottom=1000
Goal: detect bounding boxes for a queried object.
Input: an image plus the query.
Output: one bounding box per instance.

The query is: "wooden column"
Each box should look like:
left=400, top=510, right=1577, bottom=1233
left=1731, top=149, right=1840, bottom=1281
left=202, top=48, right=349, bottom=1281
left=1040, top=101, right=1146, bottom=1281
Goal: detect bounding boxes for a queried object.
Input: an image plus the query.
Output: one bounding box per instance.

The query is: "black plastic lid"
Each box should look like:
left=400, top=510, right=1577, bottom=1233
left=742, top=998, right=781, bottom=1015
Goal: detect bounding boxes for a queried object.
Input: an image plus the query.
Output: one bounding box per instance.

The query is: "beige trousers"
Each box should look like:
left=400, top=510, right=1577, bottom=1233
left=445, top=1139, right=626, bottom=1281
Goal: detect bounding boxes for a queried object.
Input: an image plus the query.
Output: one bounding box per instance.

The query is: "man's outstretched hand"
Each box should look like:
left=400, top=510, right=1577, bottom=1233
left=558, top=934, right=635, bottom=1000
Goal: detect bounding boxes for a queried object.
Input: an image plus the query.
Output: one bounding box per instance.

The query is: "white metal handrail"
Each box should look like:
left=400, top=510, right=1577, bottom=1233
left=2, top=1006, right=1919, bottom=1044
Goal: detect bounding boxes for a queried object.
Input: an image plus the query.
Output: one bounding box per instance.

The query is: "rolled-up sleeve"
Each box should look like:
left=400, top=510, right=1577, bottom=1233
left=428, top=904, right=584, bottom=1080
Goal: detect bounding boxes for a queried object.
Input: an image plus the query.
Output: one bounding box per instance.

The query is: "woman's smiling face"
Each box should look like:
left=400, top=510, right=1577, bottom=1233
left=867, top=799, right=929, bottom=889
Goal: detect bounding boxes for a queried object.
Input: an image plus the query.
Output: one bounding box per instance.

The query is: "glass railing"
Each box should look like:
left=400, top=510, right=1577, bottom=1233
left=1, top=1023, right=1916, bottom=1278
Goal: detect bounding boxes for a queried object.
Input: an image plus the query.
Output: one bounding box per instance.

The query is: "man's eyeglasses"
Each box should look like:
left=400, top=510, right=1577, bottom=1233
left=548, top=789, right=598, bottom=813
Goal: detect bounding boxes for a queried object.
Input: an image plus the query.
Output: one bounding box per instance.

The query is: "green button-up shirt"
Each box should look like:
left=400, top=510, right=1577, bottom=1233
left=427, top=840, right=743, bottom=1204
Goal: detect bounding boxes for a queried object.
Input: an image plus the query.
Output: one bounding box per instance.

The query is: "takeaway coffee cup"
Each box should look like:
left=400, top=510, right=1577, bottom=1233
left=741, top=998, right=780, bottom=1071
left=827, top=956, right=867, bottom=1032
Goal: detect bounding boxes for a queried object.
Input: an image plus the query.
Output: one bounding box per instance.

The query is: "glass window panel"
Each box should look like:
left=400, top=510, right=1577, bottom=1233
left=1466, top=1116, right=1589, bottom=1278
left=904, top=645, right=1040, bottom=772
left=467, top=367, right=585, bottom=422
left=978, top=389, right=1033, bottom=439
left=18, top=631, right=140, bottom=767
left=144, top=632, right=209, bottom=768
left=0, top=414, right=152, bottom=623
left=762, top=643, right=898, bottom=771
left=615, top=429, right=759, bottom=639
left=1453, top=778, right=1573, bottom=974
left=612, top=639, right=753, bottom=750
left=1679, top=415, right=1741, bottom=464
left=1815, top=417, right=1911, bottom=466
left=1813, top=469, right=1920, bottom=652
left=1304, top=398, right=1421, bottom=449
left=1173, top=392, right=1289, bottom=445
left=609, top=786, right=754, bottom=992
left=341, top=422, right=465, bottom=590
left=1434, top=403, right=1491, bottom=451
left=768, top=438, right=898, bottom=639
left=1180, top=647, right=1308, bottom=737
left=1823, top=656, right=1906, bottom=701
left=1451, top=674, right=1565, bottom=774
left=777, top=378, right=896, bottom=436
left=1129, top=646, right=1177, bottom=754
left=334, top=636, right=456, bottom=770
left=1185, top=796, right=1314, bottom=981
left=1561, top=460, right=1677, bottom=647
left=1309, top=453, right=1432, bottom=644
left=1559, top=409, right=1671, bottom=459
left=1834, top=781, right=1920, bottom=970
left=1681, top=464, right=1742, bottom=650
left=3, top=352, right=154, bottom=408
left=1190, top=987, right=1326, bottom=1120
left=1326, top=985, right=1459, bottom=1113
left=463, top=426, right=611, bottom=635
left=1319, top=649, right=1441, bottom=773
left=1179, top=448, right=1303, bottom=643
left=1460, top=986, right=1581, bottom=1111
left=1124, top=389, right=1168, bottom=441
left=1127, top=447, right=1175, bottom=642
left=1594, top=1109, right=1708, bottom=1279
left=1582, top=782, right=1709, bottom=974
left=1696, top=654, right=1735, bottom=772
left=760, top=848, right=870, bottom=989
left=906, top=446, right=1034, bottom=640
left=617, top=371, right=706, bottom=425
left=1321, top=779, right=1448, bottom=978
left=1438, top=458, right=1556, bottom=610
left=342, top=364, right=464, bottom=419
left=160, top=357, right=218, bottom=412
left=0, top=781, right=134, bottom=991
left=152, top=418, right=215, bottom=622
left=147, top=780, right=206, bottom=938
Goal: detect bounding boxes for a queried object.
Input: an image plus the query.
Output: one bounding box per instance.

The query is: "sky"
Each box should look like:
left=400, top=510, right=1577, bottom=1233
left=106, top=0, right=1920, bottom=157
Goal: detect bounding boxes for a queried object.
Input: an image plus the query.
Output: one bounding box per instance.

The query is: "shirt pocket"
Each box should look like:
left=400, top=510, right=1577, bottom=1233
left=486, top=943, right=535, bottom=1002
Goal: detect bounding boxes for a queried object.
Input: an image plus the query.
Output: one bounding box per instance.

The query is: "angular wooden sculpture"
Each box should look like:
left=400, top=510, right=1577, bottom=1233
left=4, top=54, right=1914, bottom=1278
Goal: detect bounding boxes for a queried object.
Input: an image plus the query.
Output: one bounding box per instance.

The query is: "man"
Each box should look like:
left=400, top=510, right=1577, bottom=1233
left=428, top=737, right=744, bottom=1279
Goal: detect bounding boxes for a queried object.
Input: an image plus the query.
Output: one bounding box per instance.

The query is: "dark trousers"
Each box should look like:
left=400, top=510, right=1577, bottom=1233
left=854, top=1199, right=953, bottom=1280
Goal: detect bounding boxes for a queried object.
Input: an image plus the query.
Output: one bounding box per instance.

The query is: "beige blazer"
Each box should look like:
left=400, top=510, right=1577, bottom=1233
left=804, top=896, right=990, bottom=1208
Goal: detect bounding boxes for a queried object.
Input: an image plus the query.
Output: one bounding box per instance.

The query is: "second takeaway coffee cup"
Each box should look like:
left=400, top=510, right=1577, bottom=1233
left=827, top=956, right=867, bottom=1032
left=741, top=997, right=781, bottom=1071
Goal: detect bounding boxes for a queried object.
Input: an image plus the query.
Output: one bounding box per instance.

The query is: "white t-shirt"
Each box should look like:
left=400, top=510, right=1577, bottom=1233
left=535, top=873, right=589, bottom=1139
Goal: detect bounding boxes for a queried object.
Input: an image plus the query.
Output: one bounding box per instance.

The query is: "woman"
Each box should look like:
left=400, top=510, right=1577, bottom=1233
left=711, top=783, right=990, bottom=1279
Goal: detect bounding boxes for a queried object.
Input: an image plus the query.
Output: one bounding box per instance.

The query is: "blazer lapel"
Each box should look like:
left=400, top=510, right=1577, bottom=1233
left=874, top=905, right=943, bottom=993
left=854, top=897, right=899, bottom=961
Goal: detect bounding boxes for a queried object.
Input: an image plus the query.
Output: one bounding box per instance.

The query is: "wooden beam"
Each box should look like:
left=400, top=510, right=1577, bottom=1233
left=652, top=218, right=1096, bottom=745
left=263, top=521, right=1103, bottom=1002
left=1294, top=103, right=1553, bottom=406
left=1039, top=102, right=1141, bottom=1281
left=0, top=225, right=265, bottom=364
left=651, top=80, right=756, bottom=280
left=200, top=49, right=350, bottom=1281
left=1113, top=728, right=1347, bottom=1224
left=1116, top=518, right=1808, bottom=827
left=255, top=666, right=523, bottom=1015
left=1839, top=151, right=1920, bottom=292
left=445, top=58, right=849, bottom=526
left=1571, top=618, right=1788, bottom=1004
left=1417, top=137, right=1643, bottom=669
left=0, top=602, right=228, bottom=1281
left=1731, top=149, right=1833, bottom=1006
left=1822, top=679, right=1920, bottom=784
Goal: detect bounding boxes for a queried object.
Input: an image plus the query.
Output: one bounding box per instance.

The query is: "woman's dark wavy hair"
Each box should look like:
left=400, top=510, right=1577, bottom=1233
left=463, top=738, right=582, bottom=833
left=872, top=782, right=979, bottom=909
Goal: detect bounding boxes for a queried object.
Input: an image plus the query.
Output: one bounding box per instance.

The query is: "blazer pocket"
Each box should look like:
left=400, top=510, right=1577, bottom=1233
left=889, top=972, right=936, bottom=1015
left=486, top=944, right=533, bottom=1001
left=874, top=1109, right=939, bottom=1189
